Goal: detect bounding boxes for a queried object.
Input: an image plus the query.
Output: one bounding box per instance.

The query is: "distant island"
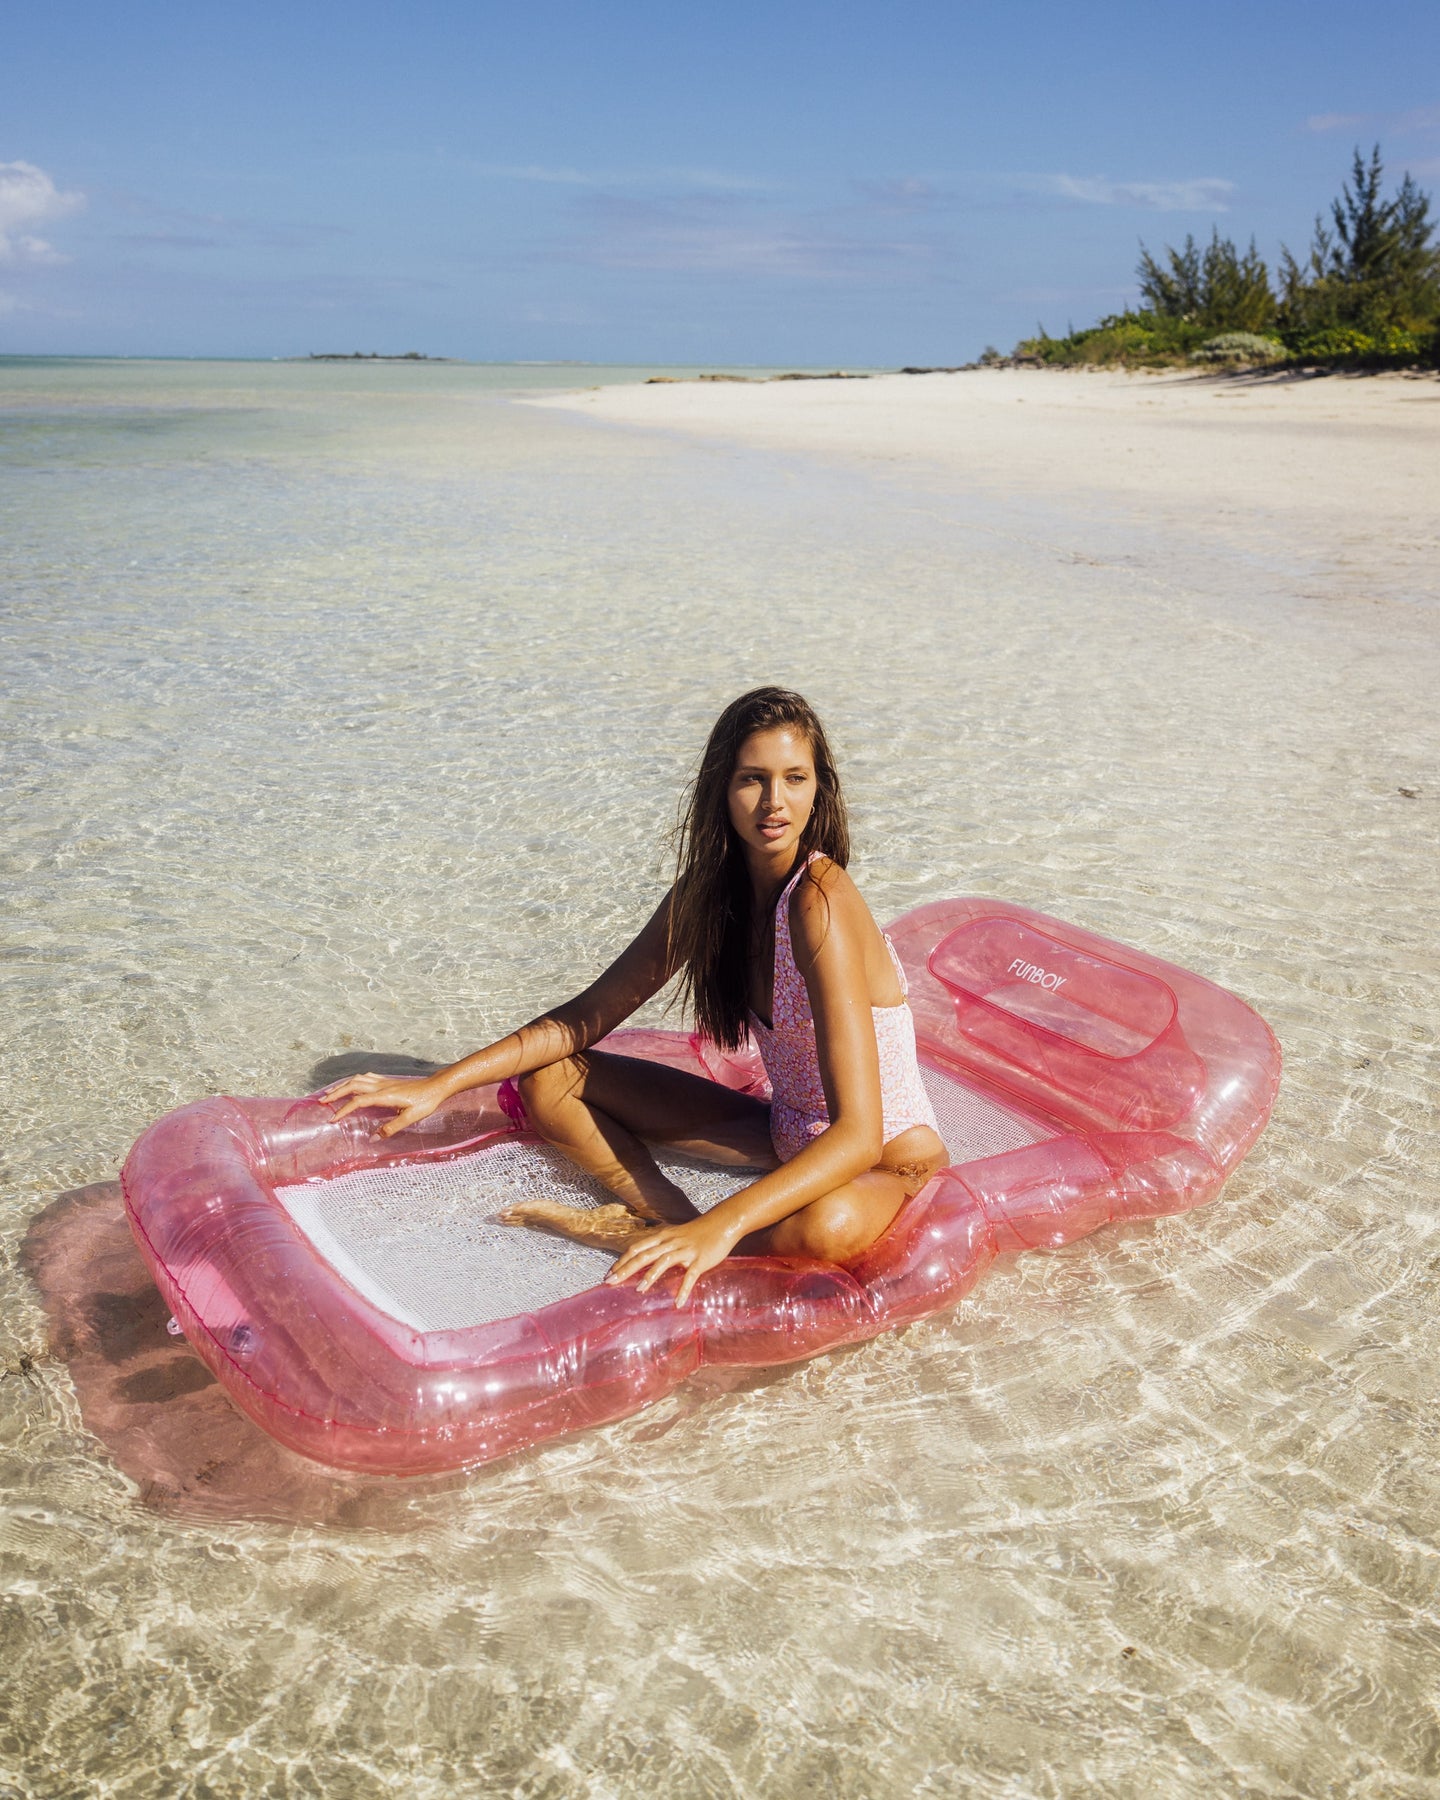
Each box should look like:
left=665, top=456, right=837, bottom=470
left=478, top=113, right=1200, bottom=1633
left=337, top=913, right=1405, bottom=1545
left=298, top=351, right=455, bottom=363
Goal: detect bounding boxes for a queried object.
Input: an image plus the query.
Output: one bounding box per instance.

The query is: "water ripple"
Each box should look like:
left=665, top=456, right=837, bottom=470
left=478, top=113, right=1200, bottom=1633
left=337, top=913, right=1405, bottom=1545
left=2, top=361, right=1438, bottom=1797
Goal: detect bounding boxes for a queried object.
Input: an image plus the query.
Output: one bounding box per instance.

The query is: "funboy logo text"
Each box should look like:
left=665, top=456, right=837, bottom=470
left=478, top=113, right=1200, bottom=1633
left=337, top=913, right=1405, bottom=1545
left=1008, top=957, right=1068, bottom=992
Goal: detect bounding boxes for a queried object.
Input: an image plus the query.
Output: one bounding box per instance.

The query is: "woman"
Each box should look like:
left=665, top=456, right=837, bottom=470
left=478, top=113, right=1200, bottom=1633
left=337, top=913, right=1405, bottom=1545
left=323, top=687, right=945, bottom=1306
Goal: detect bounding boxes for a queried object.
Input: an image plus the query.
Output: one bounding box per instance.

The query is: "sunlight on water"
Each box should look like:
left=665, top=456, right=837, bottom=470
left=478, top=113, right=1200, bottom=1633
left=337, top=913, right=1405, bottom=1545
left=2, top=360, right=1437, bottom=1796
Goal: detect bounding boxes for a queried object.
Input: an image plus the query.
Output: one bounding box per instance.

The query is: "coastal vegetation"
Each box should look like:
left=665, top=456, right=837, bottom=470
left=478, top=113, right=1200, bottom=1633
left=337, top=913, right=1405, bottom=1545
left=1014, top=148, right=1440, bottom=371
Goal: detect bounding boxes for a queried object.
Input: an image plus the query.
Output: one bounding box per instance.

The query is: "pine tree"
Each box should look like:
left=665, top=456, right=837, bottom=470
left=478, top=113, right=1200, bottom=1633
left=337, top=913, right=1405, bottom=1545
left=1389, top=172, right=1440, bottom=326
left=1137, top=229, right=1274, bottom=332
left=1137, top=235, right=1203, bottom=317
left=1200, top=233, right=1275, bottom=332
left=1279, top=146, right=1440, bottom=335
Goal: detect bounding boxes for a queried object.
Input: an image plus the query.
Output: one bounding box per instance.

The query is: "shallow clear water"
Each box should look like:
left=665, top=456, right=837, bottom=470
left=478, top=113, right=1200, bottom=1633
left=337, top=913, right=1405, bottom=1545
left=2, top=359, right=1437, bottom=1797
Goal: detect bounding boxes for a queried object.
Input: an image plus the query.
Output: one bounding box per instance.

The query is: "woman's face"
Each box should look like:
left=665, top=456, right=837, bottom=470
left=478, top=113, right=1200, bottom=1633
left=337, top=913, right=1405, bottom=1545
left=726, top=726, right=818, bottom=866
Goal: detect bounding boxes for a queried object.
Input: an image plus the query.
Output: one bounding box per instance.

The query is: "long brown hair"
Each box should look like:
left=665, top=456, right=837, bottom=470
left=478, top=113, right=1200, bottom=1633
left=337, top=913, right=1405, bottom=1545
left=668, top=687, right=850, bottom=1050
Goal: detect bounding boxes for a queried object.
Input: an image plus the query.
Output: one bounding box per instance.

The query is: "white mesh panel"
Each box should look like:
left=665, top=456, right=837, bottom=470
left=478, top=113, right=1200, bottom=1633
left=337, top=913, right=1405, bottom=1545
left=919, top=1062, right=1054, bottom=1164
left=276, top=1141, right=754, bottom=1335
left=275, top=1069, right=1052, bottom=1335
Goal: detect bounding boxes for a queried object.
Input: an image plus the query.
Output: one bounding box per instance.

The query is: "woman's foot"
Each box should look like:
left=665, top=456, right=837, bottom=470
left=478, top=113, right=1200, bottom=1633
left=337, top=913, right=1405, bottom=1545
left=497, top=1200, right=654, bottom=1252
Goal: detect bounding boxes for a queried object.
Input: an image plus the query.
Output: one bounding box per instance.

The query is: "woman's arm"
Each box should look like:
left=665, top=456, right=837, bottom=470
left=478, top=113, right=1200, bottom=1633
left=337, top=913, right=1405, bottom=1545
left=609, top=862, right=888, bottom=1301
left=322, top=892, right=676, bottom=1133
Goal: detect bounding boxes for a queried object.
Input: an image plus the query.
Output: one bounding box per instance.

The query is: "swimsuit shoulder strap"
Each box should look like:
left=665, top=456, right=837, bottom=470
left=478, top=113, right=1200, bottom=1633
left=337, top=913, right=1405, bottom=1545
left=782, top=851, right=821, bottom=901
left=882, top=930, right=910, bottom=999
left=774, top=851, right=820, bottom=954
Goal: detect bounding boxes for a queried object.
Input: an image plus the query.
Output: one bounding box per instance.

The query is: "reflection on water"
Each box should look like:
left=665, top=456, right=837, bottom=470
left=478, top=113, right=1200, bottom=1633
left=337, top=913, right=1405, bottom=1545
left=2, top=360, right=1438, bottom=1796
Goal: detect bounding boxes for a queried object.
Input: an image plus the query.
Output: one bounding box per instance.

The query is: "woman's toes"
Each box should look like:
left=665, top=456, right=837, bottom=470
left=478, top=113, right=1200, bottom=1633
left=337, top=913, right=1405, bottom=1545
left=498, top=1199, right=598, bottom=1230
left=496, top=1200, right=548, bottom=1227
left=496, top=1200, right=648, bottom=1249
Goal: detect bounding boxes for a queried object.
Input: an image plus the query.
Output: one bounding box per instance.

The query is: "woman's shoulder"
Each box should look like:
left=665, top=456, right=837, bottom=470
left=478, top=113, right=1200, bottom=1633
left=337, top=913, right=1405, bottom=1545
left=788, top=854, right=871, bottom=944
left=796, top=851, right=849, bottom=896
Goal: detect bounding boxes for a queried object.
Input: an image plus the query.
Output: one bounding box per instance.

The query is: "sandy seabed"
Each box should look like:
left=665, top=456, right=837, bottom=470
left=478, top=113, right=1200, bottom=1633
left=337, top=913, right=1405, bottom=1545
left=3, top=359, right=1439, bottom=1798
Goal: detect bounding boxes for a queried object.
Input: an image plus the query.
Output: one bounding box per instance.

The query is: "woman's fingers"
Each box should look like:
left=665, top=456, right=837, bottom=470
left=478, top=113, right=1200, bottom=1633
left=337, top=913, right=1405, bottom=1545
left=323, top=1077, right=432, bottom=1126
left=379, top=1102, right=428, bottom=1139
left=636, top=1250, right=686, bottom=1294
left=606, top=1223, right=724, bottom=1307
left=609, top=1233, right=703, bottom=1301
left=319, top=1072, right=384, bottom=1105
left=607, top=1230, right=677, bottom=1286
left=606, top=1245, right=657, bottom=1285
left=329, top=1093, right=387, bottom=1122
left=324, top=1073, right=381, bottom=1096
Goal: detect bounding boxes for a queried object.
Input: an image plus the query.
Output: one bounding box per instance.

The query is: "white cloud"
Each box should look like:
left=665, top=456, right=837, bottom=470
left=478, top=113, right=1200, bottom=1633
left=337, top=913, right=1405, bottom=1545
left=1304, top=105, right=1439, bottom=136
left=0, top=160, right=84, bottom=266
left=1306, top=112, right=1368, bottom=134
left=480, top=163, right=599, bottom=186
left=854, top=177, right=941, bottom=212
left=477, top=161, right=773, bottom=194
left=1043, top=173, right=1235, bottom=211
left=13, top=233, right=69, bottom=265
left=556, top=192, right=929, bottom=279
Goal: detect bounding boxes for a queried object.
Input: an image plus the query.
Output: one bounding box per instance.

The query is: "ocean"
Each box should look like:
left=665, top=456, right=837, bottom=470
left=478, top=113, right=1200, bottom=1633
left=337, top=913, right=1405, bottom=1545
left=3, top=358, right=1437, bottom=1796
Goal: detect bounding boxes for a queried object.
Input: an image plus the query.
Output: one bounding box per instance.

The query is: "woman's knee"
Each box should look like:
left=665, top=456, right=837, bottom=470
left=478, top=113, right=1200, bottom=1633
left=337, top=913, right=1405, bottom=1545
left=772, top=1188, right=890, bottom=1265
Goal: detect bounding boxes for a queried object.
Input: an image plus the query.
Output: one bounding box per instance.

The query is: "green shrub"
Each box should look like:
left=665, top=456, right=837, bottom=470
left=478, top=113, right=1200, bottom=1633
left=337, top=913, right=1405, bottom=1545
left=1012, top=149, right=1438, bottom=375
left=1282, top=323, right=1433, bottom=366
left=1190, top=332, right=1287, bottom=364
left=1015, top=309, right=1208, bottom=368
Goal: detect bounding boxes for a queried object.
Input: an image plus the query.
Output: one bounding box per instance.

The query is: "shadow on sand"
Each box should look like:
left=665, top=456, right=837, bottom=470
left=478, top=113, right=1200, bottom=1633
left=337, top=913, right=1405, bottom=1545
left=305, top=1050, right=443, bottom=1089
left=20, top=1171, right=469, bottom=1530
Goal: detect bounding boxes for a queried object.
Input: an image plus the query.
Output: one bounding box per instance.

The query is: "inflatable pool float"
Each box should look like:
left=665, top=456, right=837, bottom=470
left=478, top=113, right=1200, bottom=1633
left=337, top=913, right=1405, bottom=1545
left=121, top=900, right=1280, bottom=1475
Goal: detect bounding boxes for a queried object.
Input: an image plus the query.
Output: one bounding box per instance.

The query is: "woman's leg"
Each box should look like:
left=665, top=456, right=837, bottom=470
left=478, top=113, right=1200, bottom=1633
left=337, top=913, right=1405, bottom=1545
left=736, top=1127, right=947, bottom=1265
left=500, top=1049, right=776, bottom=1249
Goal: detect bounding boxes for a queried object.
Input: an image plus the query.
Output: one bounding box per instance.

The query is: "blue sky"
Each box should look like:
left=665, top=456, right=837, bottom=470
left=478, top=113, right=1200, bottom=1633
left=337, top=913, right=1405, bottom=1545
left=3, top=0, right=1438, bottom=363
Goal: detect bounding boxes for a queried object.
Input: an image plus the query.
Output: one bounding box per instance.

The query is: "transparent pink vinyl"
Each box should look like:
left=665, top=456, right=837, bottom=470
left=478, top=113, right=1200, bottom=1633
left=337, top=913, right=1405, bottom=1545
left=121, top=900, right=1281, bottom=1474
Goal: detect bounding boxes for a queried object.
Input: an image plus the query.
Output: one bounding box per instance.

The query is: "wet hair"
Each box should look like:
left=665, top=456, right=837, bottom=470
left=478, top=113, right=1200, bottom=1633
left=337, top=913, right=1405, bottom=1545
left=668, top=686, right=850, bottom=1050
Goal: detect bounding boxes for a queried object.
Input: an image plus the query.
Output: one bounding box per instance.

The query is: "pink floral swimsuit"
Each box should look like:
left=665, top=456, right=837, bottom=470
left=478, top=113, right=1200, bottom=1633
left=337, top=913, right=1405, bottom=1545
left=750, top=855, right=940, bottom=1163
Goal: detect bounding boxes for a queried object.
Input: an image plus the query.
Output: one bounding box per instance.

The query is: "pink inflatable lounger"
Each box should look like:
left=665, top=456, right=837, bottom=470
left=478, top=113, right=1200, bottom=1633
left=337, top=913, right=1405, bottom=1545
left=121, top=900, right=1281, bottom=1475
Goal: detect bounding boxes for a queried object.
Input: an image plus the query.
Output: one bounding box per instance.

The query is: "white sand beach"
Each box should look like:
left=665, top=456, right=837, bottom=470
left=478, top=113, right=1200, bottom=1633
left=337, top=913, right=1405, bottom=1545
left=536, top=365, right=1440, bottom=610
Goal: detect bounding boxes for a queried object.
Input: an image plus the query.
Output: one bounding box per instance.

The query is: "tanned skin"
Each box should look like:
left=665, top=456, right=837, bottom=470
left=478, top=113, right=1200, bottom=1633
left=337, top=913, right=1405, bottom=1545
left=322, top=726, right=946, bottom=1305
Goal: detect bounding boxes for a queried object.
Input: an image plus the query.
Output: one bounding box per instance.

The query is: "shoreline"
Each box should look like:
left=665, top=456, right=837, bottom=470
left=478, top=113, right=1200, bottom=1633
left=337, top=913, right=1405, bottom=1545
left=528, top=366, right=1440, bottom=613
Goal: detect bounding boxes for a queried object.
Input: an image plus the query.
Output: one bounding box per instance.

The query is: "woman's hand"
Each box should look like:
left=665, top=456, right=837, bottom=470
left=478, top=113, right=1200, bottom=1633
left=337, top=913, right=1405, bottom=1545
left=319, top=1072, right=447, bottom=1138
left=605, top=1213, right=739, bottom=1308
